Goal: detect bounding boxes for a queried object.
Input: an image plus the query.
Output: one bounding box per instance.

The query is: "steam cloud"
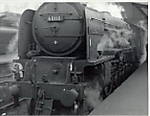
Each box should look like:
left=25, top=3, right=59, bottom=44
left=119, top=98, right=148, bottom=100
left=97, top=27, right=133, bottom=52
left=84, top=79, right=103, bottom=109
left=0, top=32, right=18, bottom=64
left=7, top=32, right=18, bottom=55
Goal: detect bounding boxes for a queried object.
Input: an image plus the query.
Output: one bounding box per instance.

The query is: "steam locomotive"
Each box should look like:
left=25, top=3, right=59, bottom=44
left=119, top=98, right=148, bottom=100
left=0, top=2, right=144, bottom=115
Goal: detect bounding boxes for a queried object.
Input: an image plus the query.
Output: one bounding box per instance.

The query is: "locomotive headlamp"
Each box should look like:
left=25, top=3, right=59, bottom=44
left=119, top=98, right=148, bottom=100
left=54, top=40, right=58, bottom=45
left=69, top=63, right=73, bottom=71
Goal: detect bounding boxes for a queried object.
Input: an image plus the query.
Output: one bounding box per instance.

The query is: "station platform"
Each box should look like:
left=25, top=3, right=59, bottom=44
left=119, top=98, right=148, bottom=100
left=90, top=62, right=148, bottom=115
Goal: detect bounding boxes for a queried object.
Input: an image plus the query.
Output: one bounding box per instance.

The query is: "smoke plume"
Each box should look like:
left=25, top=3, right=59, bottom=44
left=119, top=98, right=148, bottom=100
left=84, top=80, right=103, bottom=109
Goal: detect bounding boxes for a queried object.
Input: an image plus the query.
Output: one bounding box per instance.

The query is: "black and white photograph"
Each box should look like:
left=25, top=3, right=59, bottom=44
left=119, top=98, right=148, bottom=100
left=0, top=1, right=148, bottom=115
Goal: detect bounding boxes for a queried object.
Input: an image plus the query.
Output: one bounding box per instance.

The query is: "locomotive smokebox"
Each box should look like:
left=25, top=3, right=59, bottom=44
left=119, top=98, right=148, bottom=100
left=32, top=3, right=85, bottom=56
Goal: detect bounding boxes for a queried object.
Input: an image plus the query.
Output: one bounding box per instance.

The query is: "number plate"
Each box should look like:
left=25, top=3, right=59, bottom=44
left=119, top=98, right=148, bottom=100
left=48, top=16, right=63, bottom=22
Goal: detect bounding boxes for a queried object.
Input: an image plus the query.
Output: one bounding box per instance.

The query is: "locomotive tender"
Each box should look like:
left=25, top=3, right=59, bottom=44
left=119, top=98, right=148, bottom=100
left=0, top=2, right=142, bottom=115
